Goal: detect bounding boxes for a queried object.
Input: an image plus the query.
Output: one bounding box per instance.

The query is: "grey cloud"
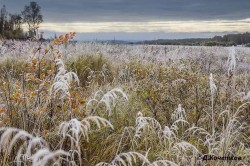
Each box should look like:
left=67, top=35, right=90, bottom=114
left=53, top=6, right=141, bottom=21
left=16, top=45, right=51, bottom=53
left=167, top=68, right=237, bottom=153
left=4, top=0, right=250, bottom=23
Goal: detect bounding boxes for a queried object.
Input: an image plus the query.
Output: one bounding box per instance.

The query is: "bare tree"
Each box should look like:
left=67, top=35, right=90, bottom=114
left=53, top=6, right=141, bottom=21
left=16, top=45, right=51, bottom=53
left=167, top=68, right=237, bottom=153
left=0, top=5, right=7, bottom=35
left=22, top=1, right=43, bottom=37
left=10, top=14, right=22, bottom=30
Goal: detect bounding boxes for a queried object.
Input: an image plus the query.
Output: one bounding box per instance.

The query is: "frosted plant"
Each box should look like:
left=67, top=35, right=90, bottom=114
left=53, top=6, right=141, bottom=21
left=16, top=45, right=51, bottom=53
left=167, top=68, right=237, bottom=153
left=96, top=151, right=150, bottom=166
left=209, top=73, right=217, bottom=135
left=209, top=73, right=217, bottom=97
left=171, top=141, right=199, bottom=165
left=1, top=38, right=250, bottom=166
left=50, top=58, right=79, bottom=99
left=171, top=79, right=187, bottom=87
left=241, top=91, right=250, bottom=100
left=0, top=46, right=7, bottom=56
left=134, top=112, right=162, bottom=139
left=54, top=59, right=79, bottom=85
left=30, top=149, right=69, bottom=166
left=50, top=81, right=70, bottom=99
left=162, top=126, right=177, bottom=147
left=161, top=119, right=190, bottom=150
left=55, top=59, right=66, bottom=73
left=116, top=127, right=136, bottom=154
left=118, top=67, right=127, bottom=82
left=86, top=88, right=128, bottom=116
left=59, top=116, right=113, bottom=165
left=59, top=116, right=113, bottom=142
left=100, top=64, right=109, bottom=82
left=0, top=127, right=68, bottom=166
left=1, top=41, right=250, bottom=66
left=171, top=119, right=189, bottom=129
left=216, top=103, right=250, bottom=156
left=96, top=151, right=179, bottom=166
left=227, top=46, right=236, bottom=76
left=86, top=69, right=96, bottom=86
left=184, top=125, right=212, bottom=153
left=0, top=128, right=43, bottom=154
left=99, top=88, right=128, bottom=116
left=149, top=160, right=178, bottom=166
left=171, top=104, right=187, bottom=124
left=118, top=114, right=176, bottom=153
left=56, top=71, right=79, bottom=85
left=184, top=125, right=211, bottom=140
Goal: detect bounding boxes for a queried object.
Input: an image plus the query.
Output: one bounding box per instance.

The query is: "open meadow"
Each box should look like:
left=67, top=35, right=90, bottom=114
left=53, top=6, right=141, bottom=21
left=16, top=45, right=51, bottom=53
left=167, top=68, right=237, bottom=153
left=0, top=36, right=249, bottom=165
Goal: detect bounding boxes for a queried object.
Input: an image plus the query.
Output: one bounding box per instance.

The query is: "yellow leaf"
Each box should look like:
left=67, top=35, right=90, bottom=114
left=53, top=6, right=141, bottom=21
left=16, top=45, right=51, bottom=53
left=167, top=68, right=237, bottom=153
left=0, top=108, right=6, bottom=113
left=73, top=109, right=79, bottom=114
left=40, top=59, right=45, bottom=66
left=44, top=49, right=49, bottom=54
left=15, top=82, right=21, bottom=86
left=57, top=53, right=61, bottom=59
left=63, top=105, right=67, bottom=110
left=32, top=58, right=37, bottom=64
left=79, top=98, right=85, bottom=105
left=54, top=39, right=59, bottom=45
left=30, top=92, right=36, bottom=97
left=40, top=73, right=45, bottom=79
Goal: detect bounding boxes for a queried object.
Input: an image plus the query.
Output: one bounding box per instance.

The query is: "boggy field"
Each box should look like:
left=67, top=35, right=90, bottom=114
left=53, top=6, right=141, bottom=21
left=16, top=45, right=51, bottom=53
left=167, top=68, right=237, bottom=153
left=0, top=36, right=249, bottom=166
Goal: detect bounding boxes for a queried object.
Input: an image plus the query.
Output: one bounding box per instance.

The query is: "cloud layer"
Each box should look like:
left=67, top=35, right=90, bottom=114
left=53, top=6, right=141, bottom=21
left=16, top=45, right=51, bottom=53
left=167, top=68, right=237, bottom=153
left=5, top=0, right=250, bottom=22
left=4, top=0, right=250, bottom=39
left=39, top=19, right=250, bottom=33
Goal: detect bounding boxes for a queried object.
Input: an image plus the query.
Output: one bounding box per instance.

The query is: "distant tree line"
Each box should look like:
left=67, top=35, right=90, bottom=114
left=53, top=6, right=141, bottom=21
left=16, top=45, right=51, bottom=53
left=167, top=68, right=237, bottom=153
left=0, top=1, right=43, bottom=40
left=213, top=32, right=250, bottom=46
left=136, top=32, right=250, bottom=47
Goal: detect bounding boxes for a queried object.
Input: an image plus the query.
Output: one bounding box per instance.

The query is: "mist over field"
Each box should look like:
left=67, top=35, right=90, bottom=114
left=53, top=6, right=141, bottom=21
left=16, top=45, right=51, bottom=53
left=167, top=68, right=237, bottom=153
left=0, top=1, right=249, bottom=166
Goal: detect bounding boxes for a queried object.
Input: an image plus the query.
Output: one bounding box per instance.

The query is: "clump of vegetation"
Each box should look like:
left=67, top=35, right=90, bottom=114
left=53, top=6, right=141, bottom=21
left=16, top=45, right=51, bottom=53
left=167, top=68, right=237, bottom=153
left=0, top=33, right=249, bottom=166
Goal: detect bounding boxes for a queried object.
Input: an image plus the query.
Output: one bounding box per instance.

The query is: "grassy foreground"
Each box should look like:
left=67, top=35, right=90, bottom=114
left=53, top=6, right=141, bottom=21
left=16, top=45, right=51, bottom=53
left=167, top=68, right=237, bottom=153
left=0, top=36, right=249, bottom=166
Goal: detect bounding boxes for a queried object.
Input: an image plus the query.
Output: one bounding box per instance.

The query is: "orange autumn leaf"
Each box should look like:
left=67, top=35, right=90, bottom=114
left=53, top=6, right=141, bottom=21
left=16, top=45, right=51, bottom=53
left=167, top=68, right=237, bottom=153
left=40, top=58, right=46, bottom=66
left=32, top=58, right=38, bottom=64
left=58, top=35, right=64, bottom=41
left=78, top=98, right=85, bottom=105
left=73, top=109, right=79, bottom=114
left=30, top=92, right=36, bottom=97
left=40, top=73, right=45, bottom=79
left=54, top=38, right=59, bottom=45
left=57, top=53, right=62, bottom=59
left=0, top=108, right=6, bottom=113
left=22, top=63, right=29, bottom=68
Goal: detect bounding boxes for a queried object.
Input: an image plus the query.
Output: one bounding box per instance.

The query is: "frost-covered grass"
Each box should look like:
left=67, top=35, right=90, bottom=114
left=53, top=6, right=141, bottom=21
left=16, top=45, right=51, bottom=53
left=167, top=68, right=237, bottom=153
left=0, top=38, right=249, bottom=165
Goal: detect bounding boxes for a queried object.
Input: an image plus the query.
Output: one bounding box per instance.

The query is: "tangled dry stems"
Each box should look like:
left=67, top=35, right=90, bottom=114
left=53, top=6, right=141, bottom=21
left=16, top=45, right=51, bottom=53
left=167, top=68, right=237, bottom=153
left=0, top=37, right=249, bottom=165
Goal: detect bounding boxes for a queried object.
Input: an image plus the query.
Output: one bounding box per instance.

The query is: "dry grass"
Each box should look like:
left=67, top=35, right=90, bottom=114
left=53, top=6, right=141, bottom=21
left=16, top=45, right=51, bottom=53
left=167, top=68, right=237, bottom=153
left=0, top=36, right=249, bottom=165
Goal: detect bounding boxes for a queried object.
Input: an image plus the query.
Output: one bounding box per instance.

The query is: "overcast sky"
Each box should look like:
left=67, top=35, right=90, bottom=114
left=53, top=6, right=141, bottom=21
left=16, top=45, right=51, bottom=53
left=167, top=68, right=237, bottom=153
left=2, top=0, right=250, bottom=40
